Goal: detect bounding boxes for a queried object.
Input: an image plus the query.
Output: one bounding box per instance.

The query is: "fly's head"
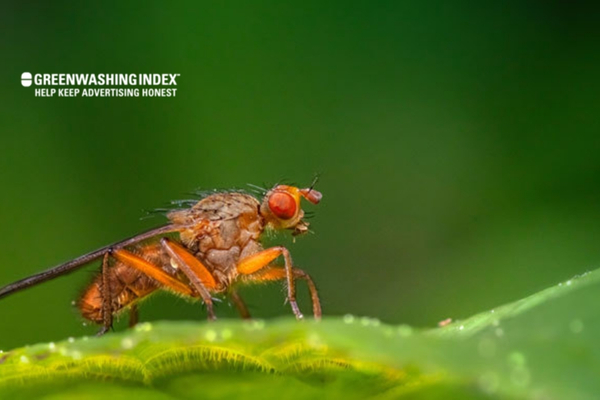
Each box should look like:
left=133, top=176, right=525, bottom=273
left=260, top=184, right=322, bottom=236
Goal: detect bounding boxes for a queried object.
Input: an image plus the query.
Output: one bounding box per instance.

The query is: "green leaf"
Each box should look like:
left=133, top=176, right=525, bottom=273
left=0, top=269, right=598, bottom=399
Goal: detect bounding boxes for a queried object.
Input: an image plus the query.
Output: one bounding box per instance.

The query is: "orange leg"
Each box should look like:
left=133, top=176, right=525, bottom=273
left=97, top=248, right=195, bottom=336
left=244, top=266, right=321, bottom=319
left=111, top=249, right=194, bottom=297
left=236, top=247, right=303, bottom=319
left=160, top=238, right=218, bottom=321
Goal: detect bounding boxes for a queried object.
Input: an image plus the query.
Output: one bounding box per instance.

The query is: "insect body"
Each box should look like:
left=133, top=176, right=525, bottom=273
left=0, top=184, right=322, bottom=335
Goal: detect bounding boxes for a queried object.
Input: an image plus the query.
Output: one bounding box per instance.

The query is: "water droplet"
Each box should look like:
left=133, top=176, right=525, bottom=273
left=253, top=320, right=265, bottom=329
left=359, top=317, right=381, bottom=327
left=507, top=352, right=530, bottom=387
left=478, top=338, right=496, bottom=358
left=492, top=319, right=500, bottom=327
left=121, top=337, right=134, bottom=349
left=566, top=280, right=572, bottom=286
left=71, top=300, right=76, bottom=306
left=343, top=314, right=355, bottom=324
left=135, top=322, right=153, bottom=332
left=307, top=333, right=324, bottom=348
left=204, top=330, right=217, bottom=342
left=397, top=325, right=413, bottom=337
left=459, top=325, right=465, bottom=331
left=508, top=351, right=526, bottom=367
left=495, top=328, right=504, bottom=337
left=570, top=319, right=584, bottom=334
left=48, top=342, right=56, bottom=351
left=558, top=283, right=563, bottom=286
left=221, top=329, right=233, bottom=340
left=243, top=321, right=255, bottom=331
left=490, top=309, right=495, bottom=313
left=71, top=351, right=82, bottom=360
left=82, top=336, right=89, bottom=341
left=82, top=322, right=87, bottom=327
left=68, top=337, right=75, bottom=343
left=20, top=355, right=29, bottom=364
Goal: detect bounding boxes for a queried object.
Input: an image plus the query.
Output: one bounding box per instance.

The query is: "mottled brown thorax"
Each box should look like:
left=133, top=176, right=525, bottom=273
left=168, top=192, right=265, bottom=287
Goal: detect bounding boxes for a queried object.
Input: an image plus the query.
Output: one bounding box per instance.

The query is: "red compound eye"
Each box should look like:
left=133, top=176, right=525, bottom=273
left=268, top=192, right=297, bottom=220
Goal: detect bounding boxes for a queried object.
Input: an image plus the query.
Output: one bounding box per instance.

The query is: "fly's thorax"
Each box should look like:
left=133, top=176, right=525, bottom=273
left=168, top=192, right=265, bottom=274
left=191, top=192, right=261, bottom=221
left=168, top=192, right=264, bottom=249
left=204, top=239, right=264, bottom=284
left=194, top=218, right=264, bottom=273
left=167, top=192, right=261, bottom=227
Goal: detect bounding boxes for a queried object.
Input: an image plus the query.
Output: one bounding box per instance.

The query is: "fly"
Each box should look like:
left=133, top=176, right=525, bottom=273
left=0, top=182, right=323, bottom=335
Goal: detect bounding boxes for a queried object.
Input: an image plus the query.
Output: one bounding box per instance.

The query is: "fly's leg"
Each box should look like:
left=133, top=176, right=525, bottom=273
left=97, top=247, right=195, bottom=336
left=128, top=304, right=139, bottom=328
left=236, top=247, right=303, bottom=319
left=97, top=252, right=113, bottom=336
left=110, top=249, right=195, bottom=296
left=243, top=266, right=322, bottom=320
left=229, top=289, right=251, bottom=319
left=159, top=238, right=218, bottom=321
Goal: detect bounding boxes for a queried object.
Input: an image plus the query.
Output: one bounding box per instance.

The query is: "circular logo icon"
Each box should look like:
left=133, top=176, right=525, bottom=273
left=21, top=72, right=32, bottom=87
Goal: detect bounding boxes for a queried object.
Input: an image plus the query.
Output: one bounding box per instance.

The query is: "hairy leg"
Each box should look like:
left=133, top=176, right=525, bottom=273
left=236, top=247, right=303, bottom=319
left=160, top=238, right=219, bottom=321
left=241, top=266, right=321, bottom=319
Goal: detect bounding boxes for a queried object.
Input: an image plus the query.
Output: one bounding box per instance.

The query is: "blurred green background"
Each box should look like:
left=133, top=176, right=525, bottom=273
left=1, top=2, right=599, bottom=350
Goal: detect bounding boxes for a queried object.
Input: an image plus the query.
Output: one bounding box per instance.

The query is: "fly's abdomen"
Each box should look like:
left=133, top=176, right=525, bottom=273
left=78, top=264, right=160, bottom=323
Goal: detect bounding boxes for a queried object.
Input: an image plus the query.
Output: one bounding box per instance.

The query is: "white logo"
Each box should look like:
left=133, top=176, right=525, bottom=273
left=21, top=72, right=32, bottom=87
left=21, top=72, right=181, bottom=98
